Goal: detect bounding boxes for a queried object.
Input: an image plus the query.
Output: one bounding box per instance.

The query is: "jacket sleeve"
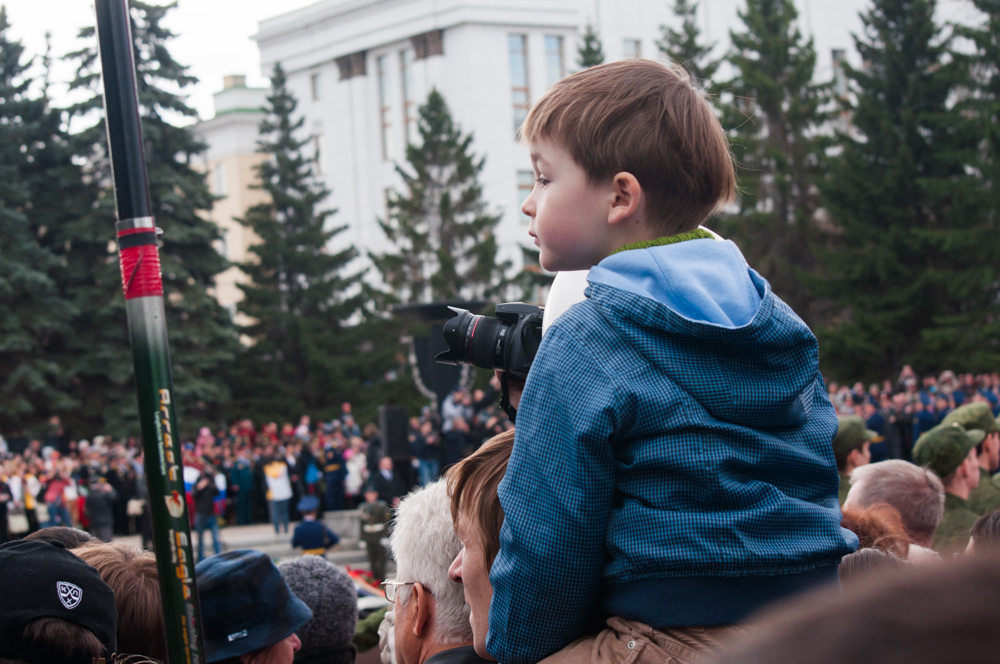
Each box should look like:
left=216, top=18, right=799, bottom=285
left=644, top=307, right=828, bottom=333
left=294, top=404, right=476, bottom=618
left=488, top=326, right=618, bottom=664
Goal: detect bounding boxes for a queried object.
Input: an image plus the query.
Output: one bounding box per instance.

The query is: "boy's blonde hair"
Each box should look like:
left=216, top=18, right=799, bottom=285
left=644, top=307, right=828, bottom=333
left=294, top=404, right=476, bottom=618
left=521, top=59, right=735, bottom=235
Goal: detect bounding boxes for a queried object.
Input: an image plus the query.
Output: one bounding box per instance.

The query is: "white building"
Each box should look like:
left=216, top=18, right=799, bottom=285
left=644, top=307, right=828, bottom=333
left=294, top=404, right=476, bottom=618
left=193, top=75, right=269, bottom=319
left=199, top=0, right=979, bottom=301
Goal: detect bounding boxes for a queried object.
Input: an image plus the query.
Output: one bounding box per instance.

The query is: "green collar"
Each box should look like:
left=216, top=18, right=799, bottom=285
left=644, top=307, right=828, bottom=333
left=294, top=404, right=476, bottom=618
left=945, top=492, right=970, bottom=509
left=611, top=228, right=715, bottom=255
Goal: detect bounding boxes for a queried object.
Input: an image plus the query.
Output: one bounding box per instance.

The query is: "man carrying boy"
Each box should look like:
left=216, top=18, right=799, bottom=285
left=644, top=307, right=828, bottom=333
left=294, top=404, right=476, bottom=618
left=492, top=59, right=857, bottom=664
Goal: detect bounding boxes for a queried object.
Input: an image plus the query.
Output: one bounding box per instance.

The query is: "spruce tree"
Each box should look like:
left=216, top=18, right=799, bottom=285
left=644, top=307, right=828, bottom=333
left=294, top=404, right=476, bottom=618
left=719, top=0, right=828, bottom=323
left=372, top=88, right=509, bottom=304
left=230, top=63, right=372, bottom=422
left=61, top=1, right=236, bottom=436
left=658, top=0, right=720, bottom=89
left=577, top=24, right=606, bottom=69
left=815, top=0, right=988, bottom=379
left=0, top=9, right=76, bottom=434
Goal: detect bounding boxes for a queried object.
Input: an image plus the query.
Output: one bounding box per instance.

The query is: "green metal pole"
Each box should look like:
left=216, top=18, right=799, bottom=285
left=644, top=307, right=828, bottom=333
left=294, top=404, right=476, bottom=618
left=93, top=1, right=205, bottom=662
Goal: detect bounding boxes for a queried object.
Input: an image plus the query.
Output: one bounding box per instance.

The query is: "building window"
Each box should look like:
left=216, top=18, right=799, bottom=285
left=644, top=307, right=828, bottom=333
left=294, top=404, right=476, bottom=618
left=411, top=30, right=444, bottom=59
left=623, top=39, right=641, bottom=58
left=217, top=227, right=230, bottom=259
left=517, top=170, right=534, bottom=223
left=377, top=55, right=394, bottom=161
left=314, top=134, right=325, bottom=175
left=509, top=34, right=529, bottom=135
left=213, top=163, right=227, bottom=197
left=544, top=35, right=564, bottom=87
left=310, top=72, right=321, bottom=101
left=400, top=48, right=418, bottom=146
left=336, top=50, right=367, bottom=80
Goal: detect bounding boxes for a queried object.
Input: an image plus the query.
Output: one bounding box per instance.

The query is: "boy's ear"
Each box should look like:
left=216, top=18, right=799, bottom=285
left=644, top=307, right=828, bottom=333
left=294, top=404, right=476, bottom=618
left=607, top=172, right=643, bottom=226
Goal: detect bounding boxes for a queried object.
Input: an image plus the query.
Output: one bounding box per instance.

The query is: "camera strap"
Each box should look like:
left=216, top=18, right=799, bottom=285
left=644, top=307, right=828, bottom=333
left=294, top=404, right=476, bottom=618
left=499, top=374, right=518, bottom=424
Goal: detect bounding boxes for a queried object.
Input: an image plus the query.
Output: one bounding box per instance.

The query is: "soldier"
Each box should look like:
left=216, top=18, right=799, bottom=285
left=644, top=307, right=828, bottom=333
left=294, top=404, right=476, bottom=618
left=912, top=422, right=984, bottom=553
left=832, top=416, right=875, bottom=504
left=291, top=496, right=340, bottom=556
left=941, top=403, right=1000, bottom=515
left=359, top=484, right=392, bottom=581
left=323, top=436, right=347, bottom=511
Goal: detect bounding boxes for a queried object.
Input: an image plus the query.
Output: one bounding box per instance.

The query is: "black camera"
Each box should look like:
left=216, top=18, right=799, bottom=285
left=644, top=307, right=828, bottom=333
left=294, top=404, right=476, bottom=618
left=435, top=303, right=544, bottom=379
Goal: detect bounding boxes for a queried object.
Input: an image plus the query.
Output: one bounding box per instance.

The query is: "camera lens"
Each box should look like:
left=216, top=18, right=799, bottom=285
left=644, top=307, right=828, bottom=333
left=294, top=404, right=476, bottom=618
left=468, top=315, right=506, bottom=369
left=437, top=308, right=509, bottom=370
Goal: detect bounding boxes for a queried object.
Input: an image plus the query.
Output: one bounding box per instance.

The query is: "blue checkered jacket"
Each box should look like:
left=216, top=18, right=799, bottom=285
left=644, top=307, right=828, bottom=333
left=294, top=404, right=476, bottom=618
left=488, top=240, right=857, bottom=664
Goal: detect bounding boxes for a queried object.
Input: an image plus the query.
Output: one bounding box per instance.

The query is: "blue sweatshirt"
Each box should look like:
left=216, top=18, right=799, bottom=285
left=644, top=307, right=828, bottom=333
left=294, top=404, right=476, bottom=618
left=488, top=239, right=857, bottom=664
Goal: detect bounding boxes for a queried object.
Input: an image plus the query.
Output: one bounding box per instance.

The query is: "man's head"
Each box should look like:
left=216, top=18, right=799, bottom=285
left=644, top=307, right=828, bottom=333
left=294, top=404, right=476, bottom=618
left=390, top=481, right=472, bottom=664
left=519, top=59, right=735, bottom=271
left=364, top=487, right=380, bottom=504
left=446, top=430, right=515, bottom=659
left=297, top=495, right=321, bottom=518
left=912, top=423, right=984, bottom=499
left=942, top=403, right=1000, bottom=471
left=968, top=509, right=1000, bottom=555
left=0, top=540, right=117, bottom=664
left=73, top=542, right=166, bottom=662
left=832, top=416, right=876, bottom=474
left=845, top=460, right=945, bottom=548
left=379, top=456, right=394, bottom=472
left=278, top=556, right=357, bottom=664
left=23, top=527, right=96, bottom=550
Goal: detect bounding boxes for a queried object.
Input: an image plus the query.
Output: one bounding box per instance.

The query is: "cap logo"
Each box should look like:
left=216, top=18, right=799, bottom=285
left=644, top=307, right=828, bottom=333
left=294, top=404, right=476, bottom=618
left=227, top=630, right=248, bottom=642
left=57, top=582, right=83, bottom=610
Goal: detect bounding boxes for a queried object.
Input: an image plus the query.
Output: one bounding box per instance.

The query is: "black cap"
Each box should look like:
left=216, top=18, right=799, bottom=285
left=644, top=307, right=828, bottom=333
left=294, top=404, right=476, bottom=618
left=0, top=539, right=117, bottom=664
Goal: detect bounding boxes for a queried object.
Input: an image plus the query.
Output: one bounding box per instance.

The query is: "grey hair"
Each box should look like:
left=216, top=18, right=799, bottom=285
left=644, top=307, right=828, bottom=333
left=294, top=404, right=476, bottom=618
left=846, top=460, right=946, bottom=541
left=389, top=480, right=473, bottom=644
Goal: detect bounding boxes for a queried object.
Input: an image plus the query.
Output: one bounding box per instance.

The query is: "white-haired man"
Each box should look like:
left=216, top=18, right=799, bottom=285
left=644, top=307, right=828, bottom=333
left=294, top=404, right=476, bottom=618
left=844, top=459, right=946, bottom=563
left=384, top=480, right=489, bottom=664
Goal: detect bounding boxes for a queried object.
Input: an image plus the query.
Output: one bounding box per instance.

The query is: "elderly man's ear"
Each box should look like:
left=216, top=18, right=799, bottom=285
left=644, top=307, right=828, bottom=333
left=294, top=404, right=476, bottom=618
left=408, top=583, right=434, bottom=637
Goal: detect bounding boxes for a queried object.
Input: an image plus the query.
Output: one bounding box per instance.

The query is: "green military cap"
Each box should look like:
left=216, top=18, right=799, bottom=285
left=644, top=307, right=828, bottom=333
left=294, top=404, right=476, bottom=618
left=832, top=415, right=877, bottom=455
left=912, top=422, right=986, bottom=478
left=941, top=402, right=998, bottom=434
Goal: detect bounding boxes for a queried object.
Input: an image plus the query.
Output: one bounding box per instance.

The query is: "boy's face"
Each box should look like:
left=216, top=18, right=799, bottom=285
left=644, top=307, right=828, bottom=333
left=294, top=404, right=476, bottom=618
left=523, top=138, right=618, bottom=272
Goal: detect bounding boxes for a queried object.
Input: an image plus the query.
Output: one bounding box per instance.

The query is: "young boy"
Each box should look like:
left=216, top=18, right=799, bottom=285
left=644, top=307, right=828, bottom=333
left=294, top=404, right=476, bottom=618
left=491, top=59, right=857, bottom=663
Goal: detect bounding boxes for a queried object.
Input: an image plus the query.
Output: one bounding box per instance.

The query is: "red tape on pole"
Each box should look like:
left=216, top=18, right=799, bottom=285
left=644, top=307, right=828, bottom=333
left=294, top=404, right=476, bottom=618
left=118, top=236, right=164, bottom=299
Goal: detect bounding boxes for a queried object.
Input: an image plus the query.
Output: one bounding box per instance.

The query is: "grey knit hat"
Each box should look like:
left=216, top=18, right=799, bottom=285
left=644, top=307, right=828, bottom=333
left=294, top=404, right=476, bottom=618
left=279, top=555, right=358, bottom=662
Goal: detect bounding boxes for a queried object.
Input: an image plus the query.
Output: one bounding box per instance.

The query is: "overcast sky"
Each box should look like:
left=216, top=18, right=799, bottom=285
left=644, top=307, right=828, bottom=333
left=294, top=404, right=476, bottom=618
left=3, top=0, right=317, bottom=123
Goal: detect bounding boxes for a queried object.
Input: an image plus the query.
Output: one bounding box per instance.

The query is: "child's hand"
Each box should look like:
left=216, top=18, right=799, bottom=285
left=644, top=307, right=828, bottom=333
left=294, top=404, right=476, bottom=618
left=495, top=370, right=525, bottom=410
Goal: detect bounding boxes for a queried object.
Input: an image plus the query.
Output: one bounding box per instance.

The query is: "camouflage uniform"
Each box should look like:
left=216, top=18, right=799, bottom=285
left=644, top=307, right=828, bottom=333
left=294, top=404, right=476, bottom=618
left=913, top=419, right=987, bottom=553
left=968, top=468, right=1000, bottom=516
left=941, top=403, right=1000, bottom=516
left=933, top=493, right=979, bottom=553
left=360, top=499, right=392, bottom=581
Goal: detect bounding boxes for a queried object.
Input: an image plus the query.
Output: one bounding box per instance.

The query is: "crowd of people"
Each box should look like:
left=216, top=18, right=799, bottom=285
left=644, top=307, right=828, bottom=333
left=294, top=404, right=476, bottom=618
left=827, top=367, right=1000, bottom=462
left=0, top=384, right=508, bottom=548
left=3, top=411, right=999, bottom=664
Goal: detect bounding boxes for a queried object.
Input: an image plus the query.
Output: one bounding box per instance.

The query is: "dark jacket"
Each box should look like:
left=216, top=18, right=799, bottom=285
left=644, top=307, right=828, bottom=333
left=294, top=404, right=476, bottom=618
left=371, top=470, right=406, bottom=505
left=193, top=478, right=220, bottom=517
left=291, top=519, right=340, bottom=551
left=425, top=646, right=491, bottom=664
left=85, top=485, right=118, bottom=528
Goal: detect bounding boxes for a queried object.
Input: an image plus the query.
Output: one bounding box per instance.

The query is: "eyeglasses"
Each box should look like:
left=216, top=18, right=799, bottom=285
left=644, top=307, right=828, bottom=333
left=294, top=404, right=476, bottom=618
left=381, top=579, right=416, bottom=603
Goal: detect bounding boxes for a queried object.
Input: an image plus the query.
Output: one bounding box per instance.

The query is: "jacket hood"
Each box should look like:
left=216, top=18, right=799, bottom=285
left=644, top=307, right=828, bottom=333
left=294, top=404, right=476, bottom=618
left=586, top=239, right=820, bottom=430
